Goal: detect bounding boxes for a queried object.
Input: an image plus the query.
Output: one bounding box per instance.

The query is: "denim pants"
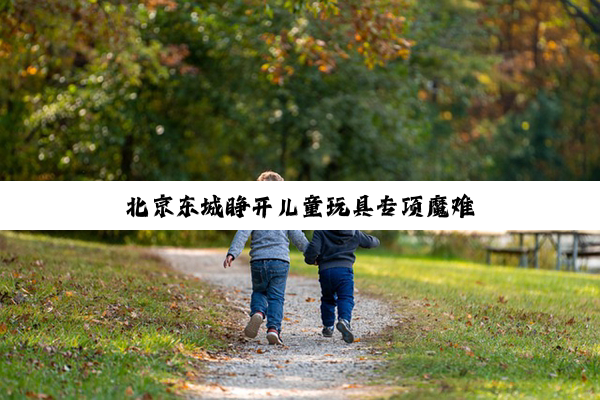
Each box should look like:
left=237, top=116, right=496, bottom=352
left=319, top=267, right=355, bottom=327
left=250, top=259, right=289, bottom=332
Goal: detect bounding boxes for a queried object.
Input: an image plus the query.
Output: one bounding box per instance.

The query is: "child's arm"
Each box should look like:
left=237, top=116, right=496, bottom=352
left=223, top=230, right=252, bottom=268
left=304, top=231, right=323, bottom=265
left=288, top=230, right=309, bottom=253
left=357, top=231, right=380, bottom=248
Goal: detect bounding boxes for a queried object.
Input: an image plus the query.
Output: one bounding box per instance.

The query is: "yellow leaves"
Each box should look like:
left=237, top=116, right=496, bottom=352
left=396, top=48, right=410, bottom=59
left=261, top=63, right=270, bottom=72
left=476, top=72, right=492, bottom=85
left=442, top=111, right=453, bottom=121
left=522, top=121, right=530, bottom=131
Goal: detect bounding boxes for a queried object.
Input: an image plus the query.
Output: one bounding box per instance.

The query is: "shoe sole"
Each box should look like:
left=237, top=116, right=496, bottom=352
left=267, top=331, right=283, bottom=345
left=323, top=333, right=333, bottom=338
left=244, top=314, right=263, bottom=338
left=336, top=321, right=355, bottom=344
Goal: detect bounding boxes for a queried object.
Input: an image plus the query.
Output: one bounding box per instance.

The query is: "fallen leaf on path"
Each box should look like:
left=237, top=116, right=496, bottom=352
left=342, top=384, right=362, bottom=389
left=25, top=392, right=52, bottom=399
left=256, top=348, right=266, bottom=354
left=305, top=297, right=316, bottom=302
left=354, top=338, right=361, bottom=342
left=324, top=354, right=333, bottom=356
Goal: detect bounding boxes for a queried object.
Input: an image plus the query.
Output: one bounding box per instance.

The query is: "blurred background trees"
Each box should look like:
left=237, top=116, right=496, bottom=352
left=1, top=0, right=599, bottom=181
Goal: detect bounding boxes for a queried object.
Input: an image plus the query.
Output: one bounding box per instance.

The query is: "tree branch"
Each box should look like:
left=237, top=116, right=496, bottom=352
left=560, top=0, right=600, bottom=34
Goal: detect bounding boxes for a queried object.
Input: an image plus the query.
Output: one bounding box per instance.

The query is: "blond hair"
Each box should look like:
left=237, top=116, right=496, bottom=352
left=257, top=170, right=284, bottom=181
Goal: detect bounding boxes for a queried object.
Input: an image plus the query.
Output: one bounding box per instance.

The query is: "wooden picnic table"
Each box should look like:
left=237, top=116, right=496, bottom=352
left=424, top=230, right=600, bottom=271
left=504, top=230, right=600, bottom=271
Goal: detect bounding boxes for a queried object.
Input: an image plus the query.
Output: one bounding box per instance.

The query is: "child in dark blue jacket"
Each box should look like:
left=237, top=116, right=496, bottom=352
left=304, top=230, right=380, bottom=343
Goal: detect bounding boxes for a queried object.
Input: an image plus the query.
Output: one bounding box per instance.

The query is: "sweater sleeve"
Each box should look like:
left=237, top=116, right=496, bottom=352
left=288, top=230, right=309, bottom=253
left=227, top=230, right=252, bottom=259
left=357, top=231, right=380, bottom=248
left=304, top=231, right=323, bottom=265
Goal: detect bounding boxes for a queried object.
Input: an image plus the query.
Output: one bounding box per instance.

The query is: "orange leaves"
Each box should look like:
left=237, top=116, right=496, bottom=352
left=144, top=0, right=177, bottom=11
left=25, top=392, right=53, bottom=399
left=305, top=297, right=316, bottom=302
left=0, top=323, right=7, bottom=335
left=348, top=1, right=413, bottom=69
left=259, top=0, right=412, bottom=84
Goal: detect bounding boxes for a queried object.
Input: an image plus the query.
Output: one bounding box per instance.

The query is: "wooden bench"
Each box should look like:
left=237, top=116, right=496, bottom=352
left=486, top=247, right=534, bottom=267
left=563, top=250, right=600, bottom=257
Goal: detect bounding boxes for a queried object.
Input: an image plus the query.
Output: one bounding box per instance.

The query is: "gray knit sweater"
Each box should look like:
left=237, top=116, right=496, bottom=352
left=227, top=230, right=309, bottom=263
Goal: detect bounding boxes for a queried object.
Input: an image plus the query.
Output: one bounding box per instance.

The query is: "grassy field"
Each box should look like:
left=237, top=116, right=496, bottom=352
left=290, top=250, right=600, bottom=399
left=0, top=232, right=234, bottom=399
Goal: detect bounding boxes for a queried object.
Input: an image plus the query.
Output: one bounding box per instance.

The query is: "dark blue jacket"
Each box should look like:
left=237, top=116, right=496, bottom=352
left=304, top=230, right=380, bottom=271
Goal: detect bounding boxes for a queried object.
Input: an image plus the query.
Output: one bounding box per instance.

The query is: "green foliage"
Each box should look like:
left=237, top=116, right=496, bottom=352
left=0, top=0, right=599, bottom=180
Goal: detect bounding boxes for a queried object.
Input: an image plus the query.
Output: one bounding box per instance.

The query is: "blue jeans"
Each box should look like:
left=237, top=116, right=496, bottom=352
left=250, top=259, right=289, bottom=332
left=319, top=267, right=354, bottom=327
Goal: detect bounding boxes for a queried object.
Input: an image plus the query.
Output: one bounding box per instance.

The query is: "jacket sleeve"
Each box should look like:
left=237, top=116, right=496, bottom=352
left=227, top=230, right=252, bottom=259
left=304, top=231, right=323, bottom=265
left=357, top=231, right=380, bottom=248
left=288, top=230, right=309, bottom=253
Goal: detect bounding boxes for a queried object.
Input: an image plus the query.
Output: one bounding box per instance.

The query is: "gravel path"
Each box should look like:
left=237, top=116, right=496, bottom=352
left=155, top=248, right=397, bottom=399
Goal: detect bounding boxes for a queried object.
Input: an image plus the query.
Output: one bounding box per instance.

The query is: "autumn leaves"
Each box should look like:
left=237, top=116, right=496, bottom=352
left=259, top=1, right=414, bottom=85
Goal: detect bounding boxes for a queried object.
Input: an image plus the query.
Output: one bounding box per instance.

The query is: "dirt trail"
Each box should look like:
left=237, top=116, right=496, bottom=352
left=155, top=248, right=398, bottom=399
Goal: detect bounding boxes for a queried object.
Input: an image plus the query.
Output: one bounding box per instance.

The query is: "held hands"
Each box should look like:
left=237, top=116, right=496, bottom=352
left=223, top=254, right=234, bottom=268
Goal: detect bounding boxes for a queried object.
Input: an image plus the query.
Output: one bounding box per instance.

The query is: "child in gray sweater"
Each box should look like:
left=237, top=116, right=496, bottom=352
left=224, top=230, right=308, bottom=344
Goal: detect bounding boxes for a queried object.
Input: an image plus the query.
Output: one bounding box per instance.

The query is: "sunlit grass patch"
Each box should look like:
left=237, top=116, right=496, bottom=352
left=0, top=232, right=233, bottom=399
left=290, top=250, right=600, bottom=399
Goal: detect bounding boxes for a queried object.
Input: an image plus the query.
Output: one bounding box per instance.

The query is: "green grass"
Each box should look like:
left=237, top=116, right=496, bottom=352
left=0, top=232, right=233, bottom=399
left=290, top=251, right=600, bottom=399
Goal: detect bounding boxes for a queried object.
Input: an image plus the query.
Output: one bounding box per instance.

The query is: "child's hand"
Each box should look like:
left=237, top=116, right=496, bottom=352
left=223, top=255, right=234, bottom=268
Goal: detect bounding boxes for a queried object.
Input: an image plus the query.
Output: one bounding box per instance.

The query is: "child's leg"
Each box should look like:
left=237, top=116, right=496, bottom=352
left=264, top=260, right=289, bottom=331
left=319, top=269, right=337, bottom=327
left=333, top=267, right=355, bottom=323
left=250, top=263, right=268, bottom=316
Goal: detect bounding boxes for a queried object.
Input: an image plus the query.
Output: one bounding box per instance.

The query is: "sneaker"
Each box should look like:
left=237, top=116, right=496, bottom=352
left=336, top=319, right=354, bottom=344
left=322, top=326, right=334, bottom=337
left=244, top=312, right=264, bottom=338
left=266, top=328, right=283, bottom=345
